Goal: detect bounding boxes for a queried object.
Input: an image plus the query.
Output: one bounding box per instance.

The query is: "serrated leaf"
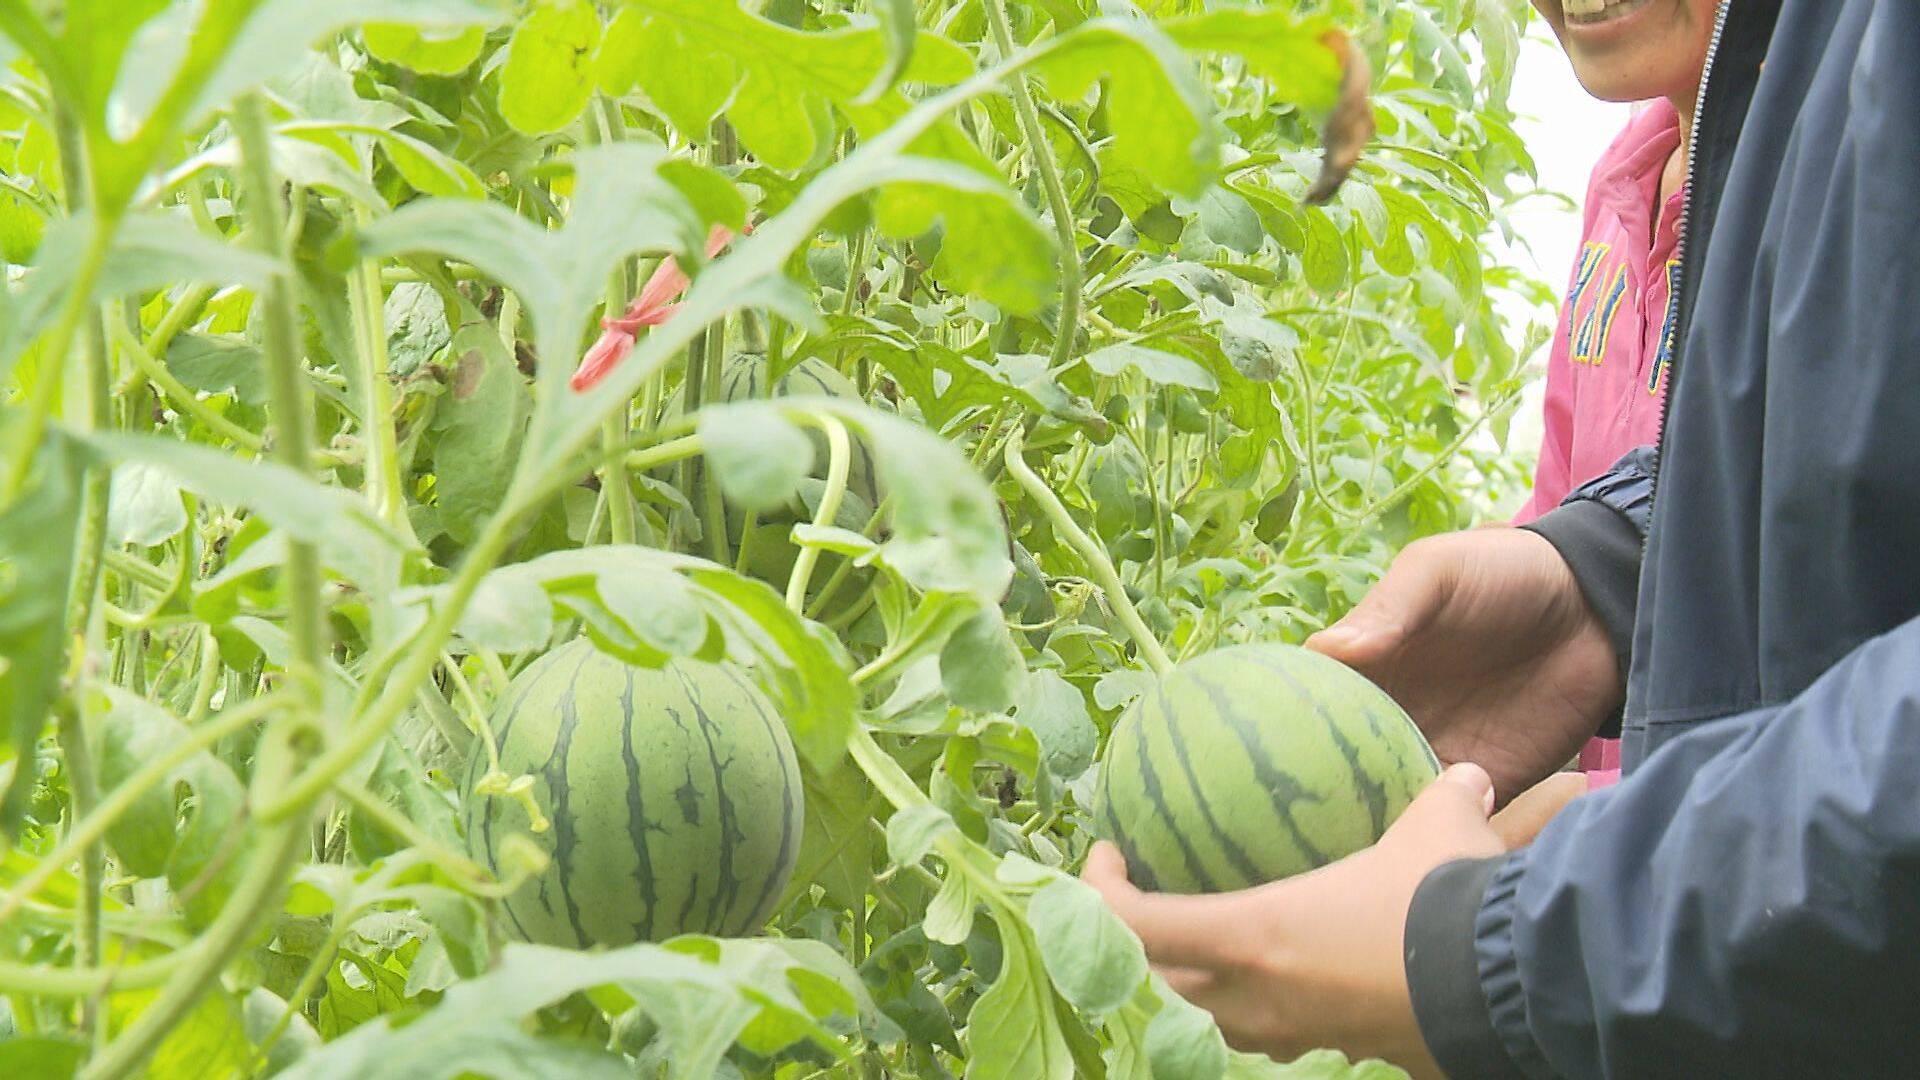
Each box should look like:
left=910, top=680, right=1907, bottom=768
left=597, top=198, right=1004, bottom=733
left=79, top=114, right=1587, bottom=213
left=859, top=0, right=919, bottom=103
left=355, top=140, right=711, bottom=408
left=1031, top=20, right=1220, bottom=201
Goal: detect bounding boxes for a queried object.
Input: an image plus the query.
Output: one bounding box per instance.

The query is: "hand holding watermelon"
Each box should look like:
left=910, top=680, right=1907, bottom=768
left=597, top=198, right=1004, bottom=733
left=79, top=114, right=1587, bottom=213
left=1306, top=528, right=1621, bottom=803
left=1083, top=762, right=1506, bottom=1078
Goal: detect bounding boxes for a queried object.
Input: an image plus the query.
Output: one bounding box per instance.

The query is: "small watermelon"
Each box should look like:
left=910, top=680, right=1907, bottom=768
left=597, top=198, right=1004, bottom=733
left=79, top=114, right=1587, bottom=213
left=670, top=351, right=883, bottom=525
left=681, top=352, right=883, bottom=618
left=1093, top=643, right=1439, bottom=894
left=461, top=639, right=804, bottom=946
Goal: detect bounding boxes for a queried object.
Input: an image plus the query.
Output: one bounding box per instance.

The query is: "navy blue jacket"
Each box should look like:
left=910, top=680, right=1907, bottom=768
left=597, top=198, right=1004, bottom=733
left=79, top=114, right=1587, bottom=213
left=1404, top=2, right=1920, bottom=1076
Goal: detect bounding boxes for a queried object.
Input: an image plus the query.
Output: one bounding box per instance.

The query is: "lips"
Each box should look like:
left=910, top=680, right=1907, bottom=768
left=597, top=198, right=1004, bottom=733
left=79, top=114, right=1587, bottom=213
left=1561, top=0, right=1652, bottom=25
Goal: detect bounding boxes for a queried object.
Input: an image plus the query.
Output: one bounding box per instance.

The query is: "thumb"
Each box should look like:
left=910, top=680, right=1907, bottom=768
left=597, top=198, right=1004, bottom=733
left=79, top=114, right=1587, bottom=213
left=1304, top=608, right=1398, bottom=663
left=1306, top=548, right=1445, bottom=663
left=1434, top=761, right=1497, bottom=817
left=1390, top=757, right=1505, bottom=857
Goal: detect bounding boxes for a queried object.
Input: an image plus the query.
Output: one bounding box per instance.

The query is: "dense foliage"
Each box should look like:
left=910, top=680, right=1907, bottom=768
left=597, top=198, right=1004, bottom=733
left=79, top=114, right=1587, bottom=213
left=0, top=0, right=1547, bottom=1076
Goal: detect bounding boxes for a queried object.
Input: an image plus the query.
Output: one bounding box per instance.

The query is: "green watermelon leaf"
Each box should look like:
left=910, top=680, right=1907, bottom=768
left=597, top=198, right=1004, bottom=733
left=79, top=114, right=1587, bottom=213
left=1013, top=669, right=1098, bottom=780
left=964, top=911, right=1074, bottom=1080
left=470, top=548, right=856, bottom=769
left=1026, top=876, right=1148, bottom=1018
left=884, top=803, right=959, bottom=868
left=1146, top=978, right=1229, bottom=1080
left=498, top=0, right=602, bottom=137
left=698, top=403, right=817, bottom=515
left=363, top=23, right=488, bottom=75
left=431, top=320, right=529, bottom=546
left=0, top=420, right=85, bottom=822
left=858, top=0, right=920, bottom=104
left=1084, top=344, right=1220, bottom=392
left=939, top=610, right=1023, bottom=714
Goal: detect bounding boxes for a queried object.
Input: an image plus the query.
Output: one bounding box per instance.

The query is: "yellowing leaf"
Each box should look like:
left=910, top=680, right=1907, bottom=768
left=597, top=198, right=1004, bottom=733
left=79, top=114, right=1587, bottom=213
left=364, top=23, right=487, bottom=74
left=499, top=1, right=603, bottom=136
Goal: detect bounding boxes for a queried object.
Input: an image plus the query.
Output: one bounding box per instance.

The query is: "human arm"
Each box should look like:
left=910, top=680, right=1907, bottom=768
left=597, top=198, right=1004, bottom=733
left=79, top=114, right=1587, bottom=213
left=1407, top=614, right=1920, bottom=1078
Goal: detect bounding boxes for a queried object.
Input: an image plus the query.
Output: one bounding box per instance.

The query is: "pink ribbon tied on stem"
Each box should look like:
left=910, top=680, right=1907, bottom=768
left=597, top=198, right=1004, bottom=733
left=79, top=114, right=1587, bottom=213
left=571, top=224, right=738, bottom=392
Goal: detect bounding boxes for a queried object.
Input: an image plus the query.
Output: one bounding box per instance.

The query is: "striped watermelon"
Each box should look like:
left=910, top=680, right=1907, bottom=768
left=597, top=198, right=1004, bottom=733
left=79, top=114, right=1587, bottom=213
left=676, top=353, right=882, bottom=617
left=678, top=352, right=882, bottom=522
left=1093, top=643, right=1439, bottom=894
left=461, top=639, right=804, bottom=946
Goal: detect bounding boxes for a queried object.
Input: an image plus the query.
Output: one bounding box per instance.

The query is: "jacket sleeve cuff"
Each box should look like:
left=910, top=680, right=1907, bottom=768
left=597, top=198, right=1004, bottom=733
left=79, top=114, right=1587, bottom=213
left=1521, top=500, right=1642, bottom=736
left=1404, top=856, right=1527, bottom=1080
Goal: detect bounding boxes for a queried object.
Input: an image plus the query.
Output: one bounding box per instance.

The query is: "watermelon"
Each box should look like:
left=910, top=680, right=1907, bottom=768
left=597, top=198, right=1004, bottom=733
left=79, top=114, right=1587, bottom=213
left=673, top=351, right=882, bottom=525
left=1093, top=643, right=1439, bottom=894
left=461, top=639, right=804, bottom=946
left=672, top=352, right=883, bottom=617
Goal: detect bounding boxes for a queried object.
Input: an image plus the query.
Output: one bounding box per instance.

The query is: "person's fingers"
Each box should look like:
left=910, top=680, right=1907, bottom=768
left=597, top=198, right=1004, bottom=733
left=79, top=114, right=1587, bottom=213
left=1489, top=772, right=1587, bottom=849
left=1082, top=841, right=1133, bottom=889
left=1381, top=762, right=1505, bottom=863
left=1083, top=844, right=1248, bottom=969
left=1436, top=761, right=1497, bottom=815
left=1306, top=543, right=1447, bottom=665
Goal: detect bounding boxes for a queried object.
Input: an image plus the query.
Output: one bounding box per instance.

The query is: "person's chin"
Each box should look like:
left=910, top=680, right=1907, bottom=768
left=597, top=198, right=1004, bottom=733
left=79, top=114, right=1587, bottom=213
left=1565, top=61, right=1660, bottom=104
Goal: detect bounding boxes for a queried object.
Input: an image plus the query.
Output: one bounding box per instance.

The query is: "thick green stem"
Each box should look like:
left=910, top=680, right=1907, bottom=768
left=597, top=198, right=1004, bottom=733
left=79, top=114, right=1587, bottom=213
left=601, top=419, right=637, bottom=546
left=984, top=0, right=1082, bottom=371
left=626, top=434, right=703, bottom=473
left=785, top=417, right=850, bottom=612
left=53, top=96, right=110, bottom=1036
left=347, top=205, right=414, bottom=540
left=233, top=94, right=325, bottom=694
left=700, top=317, right=731, bottom=565
left=1004, top=431, right=1172, bottom=676
left=0, top=952, right=186, bottom=999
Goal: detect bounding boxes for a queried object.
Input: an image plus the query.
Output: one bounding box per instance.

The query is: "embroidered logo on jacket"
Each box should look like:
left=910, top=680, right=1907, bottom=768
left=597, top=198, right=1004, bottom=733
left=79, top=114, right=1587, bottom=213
left=1649, top=258, right=1682, bottom=395
left=1569, top=241, right=1630, bottom=366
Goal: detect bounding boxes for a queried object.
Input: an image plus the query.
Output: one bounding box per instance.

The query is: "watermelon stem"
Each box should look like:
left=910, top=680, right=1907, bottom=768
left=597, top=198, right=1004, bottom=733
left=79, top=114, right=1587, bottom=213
left=786, top=415, right=853, bottom=613
left=1004, top=431, right=1174, bottom=677
left=985, top=0, right=1083, bottom=373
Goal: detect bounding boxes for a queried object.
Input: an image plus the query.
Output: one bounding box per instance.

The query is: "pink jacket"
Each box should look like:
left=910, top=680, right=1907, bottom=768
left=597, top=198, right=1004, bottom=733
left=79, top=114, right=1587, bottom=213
left=1515, top=99, right=1685, bottom=525
left=1515, top=100, right=1685, bottom=788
